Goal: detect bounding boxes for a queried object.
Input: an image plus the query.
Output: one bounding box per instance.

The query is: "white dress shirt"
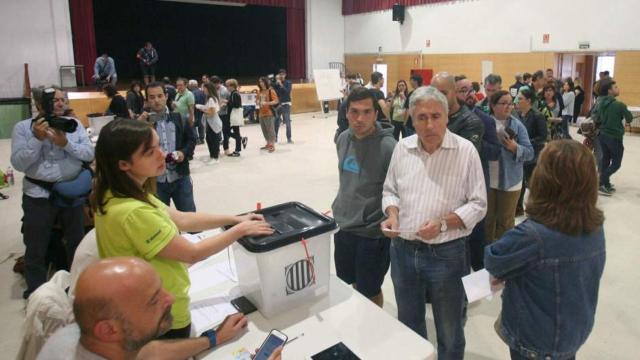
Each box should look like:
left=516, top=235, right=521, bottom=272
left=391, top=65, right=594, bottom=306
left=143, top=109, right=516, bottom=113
left=382, top=130, right=487, bottom=244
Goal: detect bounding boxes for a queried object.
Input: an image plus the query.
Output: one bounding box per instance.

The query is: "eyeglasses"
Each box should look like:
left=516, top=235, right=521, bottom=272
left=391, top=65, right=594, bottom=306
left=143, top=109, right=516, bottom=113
left=497, top=102, right=514, bottom=107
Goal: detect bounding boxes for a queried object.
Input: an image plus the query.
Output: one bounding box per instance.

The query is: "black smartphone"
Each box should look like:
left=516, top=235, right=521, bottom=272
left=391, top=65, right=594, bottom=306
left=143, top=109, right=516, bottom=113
left=254, top=329, right=288, bottom=360
left=230, top=296, right=257, bottom=315
left=311, top=342, right=361, bottom=360
left=505, top=127, right=517, bottom=140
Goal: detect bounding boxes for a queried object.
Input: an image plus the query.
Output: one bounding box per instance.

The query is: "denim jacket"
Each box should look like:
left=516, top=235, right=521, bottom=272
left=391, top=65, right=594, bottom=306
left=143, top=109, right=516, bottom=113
left=491, top=116, right=534, bottom=190
left=485, top=219, right=606, bottom=359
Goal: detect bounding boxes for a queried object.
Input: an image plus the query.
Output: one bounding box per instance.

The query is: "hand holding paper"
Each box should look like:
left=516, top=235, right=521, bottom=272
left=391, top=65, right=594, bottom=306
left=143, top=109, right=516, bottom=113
left=462, top=269, right=503, bottom=303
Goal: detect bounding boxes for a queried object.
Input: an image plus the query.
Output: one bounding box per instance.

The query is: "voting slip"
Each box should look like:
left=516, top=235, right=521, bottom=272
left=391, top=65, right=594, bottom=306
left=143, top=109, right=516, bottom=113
left=462, top=269, right=498, bottom=303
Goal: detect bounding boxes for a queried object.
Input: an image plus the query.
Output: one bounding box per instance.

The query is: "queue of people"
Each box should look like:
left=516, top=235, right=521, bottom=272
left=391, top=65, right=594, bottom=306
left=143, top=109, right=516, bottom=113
left=10, top=64, right=631, bottom=360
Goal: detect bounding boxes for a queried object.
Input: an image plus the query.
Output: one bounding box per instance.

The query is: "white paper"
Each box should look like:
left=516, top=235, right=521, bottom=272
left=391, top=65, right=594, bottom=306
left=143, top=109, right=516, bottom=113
left=190, top=296, right=238, bottom=335
left=188, top=266, right=230, bottom=296
left=462, top=269, right=496, bottom=303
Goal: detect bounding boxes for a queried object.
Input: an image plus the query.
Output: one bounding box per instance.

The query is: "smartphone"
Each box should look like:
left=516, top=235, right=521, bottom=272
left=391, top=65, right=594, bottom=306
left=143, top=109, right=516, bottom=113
left=504, top=127, right=517, bottom=140
left=230, top=296, right=257, bottom=315
left=311, top=342, right=361, bottom=360
left=254, top=329, right=288, bottom=360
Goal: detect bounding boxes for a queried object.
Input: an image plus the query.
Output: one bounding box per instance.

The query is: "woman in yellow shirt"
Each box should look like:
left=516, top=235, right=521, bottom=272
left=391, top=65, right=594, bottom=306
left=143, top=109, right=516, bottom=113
left=91, top=118, right=273, bottom=339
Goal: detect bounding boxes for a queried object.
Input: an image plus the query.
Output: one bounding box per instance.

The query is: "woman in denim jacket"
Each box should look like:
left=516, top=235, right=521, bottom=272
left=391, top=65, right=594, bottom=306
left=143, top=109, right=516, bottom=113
left=485, top=140, right=606, bottom=360
left=485, top=90, right=534, bottom=242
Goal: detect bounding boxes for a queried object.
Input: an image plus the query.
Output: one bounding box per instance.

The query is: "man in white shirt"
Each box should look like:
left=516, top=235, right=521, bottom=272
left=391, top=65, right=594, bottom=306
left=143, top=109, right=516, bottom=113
left=381, top=86, right=487, bottom=360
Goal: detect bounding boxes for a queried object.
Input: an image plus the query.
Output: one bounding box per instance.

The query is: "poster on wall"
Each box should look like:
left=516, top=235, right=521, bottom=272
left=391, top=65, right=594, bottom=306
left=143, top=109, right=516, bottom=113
left=313, top=69, right=343, bottom=101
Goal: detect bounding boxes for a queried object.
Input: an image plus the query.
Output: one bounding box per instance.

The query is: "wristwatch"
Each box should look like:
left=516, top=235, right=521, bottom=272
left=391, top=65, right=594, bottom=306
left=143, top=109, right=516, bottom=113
left=439, top=218, right=448, bottom=233
left=201, top=329, right=217, bottom=349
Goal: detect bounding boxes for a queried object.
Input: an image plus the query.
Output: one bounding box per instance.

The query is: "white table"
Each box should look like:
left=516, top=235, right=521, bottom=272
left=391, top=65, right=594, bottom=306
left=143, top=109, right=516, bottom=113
left=191, top=251, right=435, bottom=360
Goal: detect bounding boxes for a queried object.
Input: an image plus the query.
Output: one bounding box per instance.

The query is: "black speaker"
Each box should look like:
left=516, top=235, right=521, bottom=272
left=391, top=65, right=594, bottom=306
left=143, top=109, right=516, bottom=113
left=392, top=3, right=405, bottom=24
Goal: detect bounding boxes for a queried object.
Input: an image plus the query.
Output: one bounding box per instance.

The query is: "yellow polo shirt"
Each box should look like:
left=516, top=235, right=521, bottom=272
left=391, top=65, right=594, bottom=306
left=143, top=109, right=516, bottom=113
left=95, top=191, right=191, bottom=329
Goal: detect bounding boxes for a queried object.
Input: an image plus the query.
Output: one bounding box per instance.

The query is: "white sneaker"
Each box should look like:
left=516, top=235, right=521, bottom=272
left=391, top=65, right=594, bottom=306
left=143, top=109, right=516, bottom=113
left=206, top=158, right=219, bottom=165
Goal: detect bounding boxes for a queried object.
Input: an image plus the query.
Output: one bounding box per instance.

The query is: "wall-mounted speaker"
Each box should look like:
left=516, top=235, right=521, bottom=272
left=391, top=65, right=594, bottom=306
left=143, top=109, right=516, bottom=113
left=392, top=3, right=405, bottom=25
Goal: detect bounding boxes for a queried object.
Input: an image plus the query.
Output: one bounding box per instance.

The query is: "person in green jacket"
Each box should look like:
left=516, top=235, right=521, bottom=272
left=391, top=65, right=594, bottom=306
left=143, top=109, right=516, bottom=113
left=596, top=79, right=633, bottom=196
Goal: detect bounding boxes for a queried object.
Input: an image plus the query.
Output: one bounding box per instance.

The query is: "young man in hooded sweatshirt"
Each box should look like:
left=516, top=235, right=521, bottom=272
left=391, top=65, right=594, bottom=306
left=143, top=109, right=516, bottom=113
left=331, top=87, right=397, bottom=307
left=596, top=79, right=633, bottom=196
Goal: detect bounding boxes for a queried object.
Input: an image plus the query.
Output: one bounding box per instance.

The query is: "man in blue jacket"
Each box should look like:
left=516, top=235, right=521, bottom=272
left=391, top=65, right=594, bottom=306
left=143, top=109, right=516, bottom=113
left=11, top=86, right=94, bottom=298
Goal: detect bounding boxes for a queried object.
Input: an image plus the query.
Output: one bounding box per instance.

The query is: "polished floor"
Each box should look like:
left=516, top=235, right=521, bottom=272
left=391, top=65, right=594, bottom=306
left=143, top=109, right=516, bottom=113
left=0, top=113, right=638, bottom=359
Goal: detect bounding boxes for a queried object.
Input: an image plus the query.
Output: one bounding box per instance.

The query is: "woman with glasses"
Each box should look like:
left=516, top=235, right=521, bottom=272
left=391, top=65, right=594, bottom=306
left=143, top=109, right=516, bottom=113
left=485, top=91, right=534, bottom=242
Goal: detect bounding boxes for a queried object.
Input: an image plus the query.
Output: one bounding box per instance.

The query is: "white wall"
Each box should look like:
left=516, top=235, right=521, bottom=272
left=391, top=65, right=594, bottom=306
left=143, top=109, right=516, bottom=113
left=0, top=0, right=75, bottom=98
left=306, top=0, right=344, bottom=79
left=344, top=0, right=640, bottom=54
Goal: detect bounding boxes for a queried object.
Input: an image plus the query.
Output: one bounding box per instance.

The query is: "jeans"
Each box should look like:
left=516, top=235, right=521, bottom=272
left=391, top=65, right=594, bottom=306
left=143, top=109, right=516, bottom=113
left=195, top=113, right=205, bottom=142
left=392, top=121, right=408, bottom=140
left=390, top=237, right=469, bottom=360
left=274, top=104, right=292, bottom=141
left=468, top=218, right=486, bottom=271
left=599, top=133, right=624, bottom=187
left=517, top=162, right=536, bottom=210
left=156, top=176, right=196, bottom=212
left=561, top=115, right=573, bottom=139
left=205, top=124, right=221, bottom=159
left=221, top=113, right=231, bottom=151
left=22, top=194, right=85, bottom=298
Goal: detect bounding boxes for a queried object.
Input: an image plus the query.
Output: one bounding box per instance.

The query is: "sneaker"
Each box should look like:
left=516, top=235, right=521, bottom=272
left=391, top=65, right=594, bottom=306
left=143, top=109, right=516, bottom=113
left=260, top=145, right=269, bottom=150
left=206, top=158, right=219, bottom=165
left=224, top=150, right=232, bottom=156
left=287, top=139, right=294, bottom=144
left=598, top=185, right=612, bottom=196
left=229, top=152, right=241, bottom=157
left=608, top=184, right=616, bottom=192
left=268, top=145, right=275, bottom=153
left=242, top=137, right=248, bottom=149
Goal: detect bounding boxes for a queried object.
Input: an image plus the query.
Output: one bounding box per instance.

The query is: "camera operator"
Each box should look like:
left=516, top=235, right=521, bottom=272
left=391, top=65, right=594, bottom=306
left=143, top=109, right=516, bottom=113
left=10, top=86, right=94, bottom=299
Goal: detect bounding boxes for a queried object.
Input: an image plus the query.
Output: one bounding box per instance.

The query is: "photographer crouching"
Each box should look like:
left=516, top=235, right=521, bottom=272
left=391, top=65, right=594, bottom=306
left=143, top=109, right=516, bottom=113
left=10, top=86, right=94, bottom=299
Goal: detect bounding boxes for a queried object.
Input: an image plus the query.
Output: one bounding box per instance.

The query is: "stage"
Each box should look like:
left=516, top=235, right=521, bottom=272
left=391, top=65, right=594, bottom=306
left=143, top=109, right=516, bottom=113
left=67, top=83, right=335, bottom=127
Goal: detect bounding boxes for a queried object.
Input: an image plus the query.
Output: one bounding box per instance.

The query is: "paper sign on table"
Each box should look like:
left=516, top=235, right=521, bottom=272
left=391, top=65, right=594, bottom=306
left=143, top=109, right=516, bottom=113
left=190, top=296, right=238, bottom=335
left=462, top=269, right=499, bottom=303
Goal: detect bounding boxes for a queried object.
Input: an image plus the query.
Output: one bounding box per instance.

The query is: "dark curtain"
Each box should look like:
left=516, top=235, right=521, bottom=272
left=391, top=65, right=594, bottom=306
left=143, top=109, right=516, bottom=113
left=69, top=0, right=97, bottom=85
left=93, top=0, right=287, bottom=81
left=286, top=7, right=305, bottom=80
left=343, top=0, right=450, bottom=16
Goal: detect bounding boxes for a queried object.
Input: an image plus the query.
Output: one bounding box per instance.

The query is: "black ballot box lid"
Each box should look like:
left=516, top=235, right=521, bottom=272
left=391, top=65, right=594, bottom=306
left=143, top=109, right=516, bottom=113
left=230, top=202, right=337, bottom=253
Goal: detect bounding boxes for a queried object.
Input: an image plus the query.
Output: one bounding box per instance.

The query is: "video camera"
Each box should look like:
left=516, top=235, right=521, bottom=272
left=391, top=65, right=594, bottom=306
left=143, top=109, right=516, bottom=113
left=36, top=88, right=78, bottom=133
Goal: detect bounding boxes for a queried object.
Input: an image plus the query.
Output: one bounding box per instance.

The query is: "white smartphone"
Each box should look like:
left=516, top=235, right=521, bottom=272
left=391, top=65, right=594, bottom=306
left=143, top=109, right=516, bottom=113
left=254, top=329, right=288, bottom=360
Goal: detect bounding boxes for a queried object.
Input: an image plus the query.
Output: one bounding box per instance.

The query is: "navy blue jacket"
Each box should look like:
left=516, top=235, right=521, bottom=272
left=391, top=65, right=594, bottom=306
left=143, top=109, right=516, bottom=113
left=470, top=106, right=501, bottom=187
left=274, top=79, right=292, bottom=103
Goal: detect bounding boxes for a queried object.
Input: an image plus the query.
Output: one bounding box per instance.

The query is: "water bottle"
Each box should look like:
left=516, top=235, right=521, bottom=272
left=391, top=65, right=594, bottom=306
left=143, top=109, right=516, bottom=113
left=7, top=167, right=14, bottom=186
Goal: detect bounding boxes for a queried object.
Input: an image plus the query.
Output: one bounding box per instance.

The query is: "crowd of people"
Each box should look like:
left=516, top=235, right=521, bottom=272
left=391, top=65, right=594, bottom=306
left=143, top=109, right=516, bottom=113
left=331, top=67, right=632, bottom=359
left=8, top=58, right=634, bottom=359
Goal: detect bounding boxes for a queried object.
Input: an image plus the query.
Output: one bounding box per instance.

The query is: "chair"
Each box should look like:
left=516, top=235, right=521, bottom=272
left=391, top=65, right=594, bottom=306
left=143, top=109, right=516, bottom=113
left=16, top=271, right=73, bottom=360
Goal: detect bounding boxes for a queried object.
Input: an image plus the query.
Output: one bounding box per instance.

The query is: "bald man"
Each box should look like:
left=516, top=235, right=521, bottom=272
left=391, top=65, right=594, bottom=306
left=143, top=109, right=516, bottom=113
left=431, top=72, right=484, bottom=153
left=38, top=257, right=257, bottom=360
left=454, top=76, right=502, bottom=270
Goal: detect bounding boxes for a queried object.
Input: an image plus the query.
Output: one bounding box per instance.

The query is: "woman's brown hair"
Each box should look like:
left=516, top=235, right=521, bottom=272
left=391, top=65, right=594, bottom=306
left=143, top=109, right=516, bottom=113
left=526, top=140, right=604, bottom=235
left=91, top=119, right=157, bottom=215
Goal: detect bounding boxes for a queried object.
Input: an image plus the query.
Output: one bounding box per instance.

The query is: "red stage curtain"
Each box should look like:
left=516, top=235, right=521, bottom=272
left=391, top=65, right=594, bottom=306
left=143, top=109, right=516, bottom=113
left=216, top=0, right=304, bottom=9
left=68, top=0, right=97, bottom=85
left=343, top=0, right=450, bottom=16
left=286, top=7, right=306, bottom=80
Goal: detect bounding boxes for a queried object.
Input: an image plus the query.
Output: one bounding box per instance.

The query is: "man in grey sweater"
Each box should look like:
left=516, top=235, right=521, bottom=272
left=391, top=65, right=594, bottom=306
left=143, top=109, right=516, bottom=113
left=331, top=87, right=397, bottom=307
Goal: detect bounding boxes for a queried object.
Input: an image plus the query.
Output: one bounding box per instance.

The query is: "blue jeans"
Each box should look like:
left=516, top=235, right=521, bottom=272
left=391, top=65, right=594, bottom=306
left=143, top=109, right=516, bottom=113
left=598, top=133, right=624, bottom=187
left=274, top=104, right=292, bottom=141
left=561, top=115, right=572, bottom=139
left=390, top=237, right=469, bottom=360
left=156, top=176, right=196, bottom=212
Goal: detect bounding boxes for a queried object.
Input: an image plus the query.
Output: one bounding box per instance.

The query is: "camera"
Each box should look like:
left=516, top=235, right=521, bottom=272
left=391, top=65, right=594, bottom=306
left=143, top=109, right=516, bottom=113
left=37, top=88, right=78, bottom=133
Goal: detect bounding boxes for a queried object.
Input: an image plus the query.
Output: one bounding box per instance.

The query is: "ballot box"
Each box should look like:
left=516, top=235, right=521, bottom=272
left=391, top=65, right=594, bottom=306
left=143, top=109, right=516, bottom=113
left=232, top=202, right=337, bottom=318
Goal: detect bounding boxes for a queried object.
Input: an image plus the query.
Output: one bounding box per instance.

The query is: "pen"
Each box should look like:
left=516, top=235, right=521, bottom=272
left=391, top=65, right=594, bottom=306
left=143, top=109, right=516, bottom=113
left=285, top=333, right=304, bottom=346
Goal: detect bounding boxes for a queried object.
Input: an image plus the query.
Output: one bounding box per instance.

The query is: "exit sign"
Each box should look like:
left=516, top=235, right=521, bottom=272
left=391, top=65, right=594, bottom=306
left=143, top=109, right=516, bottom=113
left=579, top=42, right=590, bottom=49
